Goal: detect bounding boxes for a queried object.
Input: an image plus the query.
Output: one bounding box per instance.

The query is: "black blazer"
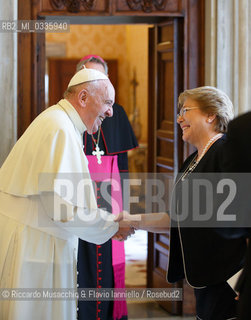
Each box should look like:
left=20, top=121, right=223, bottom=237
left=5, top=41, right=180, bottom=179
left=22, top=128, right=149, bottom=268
left=167, top=136, right=247, bottom=288
left=219, top=112, right=251, bottom=320
left=223, top=111, right=251, bottom=173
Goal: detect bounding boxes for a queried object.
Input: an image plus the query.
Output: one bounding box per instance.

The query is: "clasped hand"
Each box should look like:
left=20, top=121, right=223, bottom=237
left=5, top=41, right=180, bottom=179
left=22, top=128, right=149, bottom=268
left=112, top=211, right=140, bottom=241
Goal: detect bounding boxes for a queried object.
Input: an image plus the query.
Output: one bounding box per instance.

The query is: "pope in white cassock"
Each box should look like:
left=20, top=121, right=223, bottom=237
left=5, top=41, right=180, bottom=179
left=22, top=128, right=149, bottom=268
left=0, top=68, right=126, bottom=319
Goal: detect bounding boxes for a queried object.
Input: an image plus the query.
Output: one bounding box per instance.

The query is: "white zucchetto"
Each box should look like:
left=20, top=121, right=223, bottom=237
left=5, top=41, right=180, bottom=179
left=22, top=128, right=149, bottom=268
left=68, top=67, right=108, bottom=88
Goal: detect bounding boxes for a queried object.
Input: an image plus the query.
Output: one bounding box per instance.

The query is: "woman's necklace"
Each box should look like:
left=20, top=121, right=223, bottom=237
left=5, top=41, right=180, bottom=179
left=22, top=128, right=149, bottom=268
left=181, top=133, right=223, bottom=181
left=91, top=126, right=104, bottom=164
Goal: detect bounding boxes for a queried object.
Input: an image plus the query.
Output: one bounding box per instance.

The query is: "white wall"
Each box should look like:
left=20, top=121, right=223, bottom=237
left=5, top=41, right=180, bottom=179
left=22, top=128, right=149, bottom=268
left=0, top=0, right=17, bottom=166
left=205, top=0, right=251, bottom=115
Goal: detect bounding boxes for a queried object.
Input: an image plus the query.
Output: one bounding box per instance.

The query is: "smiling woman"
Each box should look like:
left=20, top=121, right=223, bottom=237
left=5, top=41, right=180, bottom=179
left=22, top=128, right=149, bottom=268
left=167, top=86, right=246, bottom=320
left=177, top=106, right=199, bottom=118
left=121, top=86, right=246, bottom=320
left=177, top=86, right=234, bottom=158
left=178, top=86, right=234, bottom=131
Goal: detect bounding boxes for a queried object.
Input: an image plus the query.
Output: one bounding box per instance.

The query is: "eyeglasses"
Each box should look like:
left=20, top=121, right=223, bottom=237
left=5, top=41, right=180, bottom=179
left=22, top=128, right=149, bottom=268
left=177, top=107, right=199, bottom=118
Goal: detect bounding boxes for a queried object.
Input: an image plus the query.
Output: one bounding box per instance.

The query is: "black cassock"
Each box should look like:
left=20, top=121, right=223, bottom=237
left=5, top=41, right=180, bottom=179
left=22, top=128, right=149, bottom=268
left=218, top=112, right=251, bottom=320
left=77, top=103, right=138, bottom=320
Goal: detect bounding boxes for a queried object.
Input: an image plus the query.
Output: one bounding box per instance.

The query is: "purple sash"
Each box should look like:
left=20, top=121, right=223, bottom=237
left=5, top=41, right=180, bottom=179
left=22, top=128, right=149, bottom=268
left=86, top=155, right=127, bottom=319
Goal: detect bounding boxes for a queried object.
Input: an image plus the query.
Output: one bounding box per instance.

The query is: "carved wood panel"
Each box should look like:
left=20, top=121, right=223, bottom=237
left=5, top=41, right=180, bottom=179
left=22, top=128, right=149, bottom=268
left=50, top=0, right=95, bottom=12
left=40, top=0, right=182, bottom=15
left=115, top=0, right=182, bottom=14
left=41, top=0, right=109, bottom=14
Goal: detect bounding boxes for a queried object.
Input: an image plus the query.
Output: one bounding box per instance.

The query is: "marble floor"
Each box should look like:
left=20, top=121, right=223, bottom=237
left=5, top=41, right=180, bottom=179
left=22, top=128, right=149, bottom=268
left=127, top=302, right=194, bottom=319
left=124, top=231, right=195, bottom=319
left=125, top=230, right=147, bottom=287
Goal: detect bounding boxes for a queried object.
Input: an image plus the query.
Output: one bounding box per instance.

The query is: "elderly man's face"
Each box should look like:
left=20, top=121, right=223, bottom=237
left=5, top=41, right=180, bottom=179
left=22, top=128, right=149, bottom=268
left=85, top=80, right=115, bottom=134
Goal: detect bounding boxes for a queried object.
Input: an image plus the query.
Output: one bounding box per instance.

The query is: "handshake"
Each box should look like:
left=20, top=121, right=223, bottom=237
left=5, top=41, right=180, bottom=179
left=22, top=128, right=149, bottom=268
left=112, top=211, right=142, bottom=241
left=112, top=211, right=170, bottom=240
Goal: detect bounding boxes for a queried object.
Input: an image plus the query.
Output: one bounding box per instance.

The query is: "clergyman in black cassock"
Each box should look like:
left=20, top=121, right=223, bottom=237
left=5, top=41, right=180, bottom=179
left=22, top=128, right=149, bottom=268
left=77, top=103, right=138, bottom=320
left=220, top=111, right=251, bottom=320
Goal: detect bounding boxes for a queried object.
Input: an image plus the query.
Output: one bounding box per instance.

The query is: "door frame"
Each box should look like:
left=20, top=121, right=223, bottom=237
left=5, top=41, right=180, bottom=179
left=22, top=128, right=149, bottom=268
left=18, top=0, right=205, bottom=137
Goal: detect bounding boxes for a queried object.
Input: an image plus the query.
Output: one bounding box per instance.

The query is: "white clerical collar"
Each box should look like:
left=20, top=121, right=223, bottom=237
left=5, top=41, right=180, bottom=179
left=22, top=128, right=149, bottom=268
left=57, top=99, right=86, bottom=134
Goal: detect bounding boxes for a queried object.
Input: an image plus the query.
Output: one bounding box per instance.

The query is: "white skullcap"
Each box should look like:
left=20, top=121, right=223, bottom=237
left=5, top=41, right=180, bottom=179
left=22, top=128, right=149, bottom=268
left=67, top=67, right=108, bottom=88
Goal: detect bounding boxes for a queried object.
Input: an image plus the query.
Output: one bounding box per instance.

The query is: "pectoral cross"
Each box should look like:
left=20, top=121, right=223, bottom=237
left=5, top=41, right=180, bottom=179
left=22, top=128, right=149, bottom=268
left=92, top=145, right=104, bottom=164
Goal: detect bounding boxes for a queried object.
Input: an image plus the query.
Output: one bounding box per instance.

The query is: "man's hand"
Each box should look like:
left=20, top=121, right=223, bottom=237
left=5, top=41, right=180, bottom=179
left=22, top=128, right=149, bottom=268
left=112, top=211, right=140, bottom=241
left=113, top=220, right=135, bottom=241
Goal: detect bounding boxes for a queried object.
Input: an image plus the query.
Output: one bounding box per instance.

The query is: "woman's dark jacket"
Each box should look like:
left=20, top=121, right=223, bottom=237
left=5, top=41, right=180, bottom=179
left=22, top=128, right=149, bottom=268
left=167, top=136, right=247, bottom=288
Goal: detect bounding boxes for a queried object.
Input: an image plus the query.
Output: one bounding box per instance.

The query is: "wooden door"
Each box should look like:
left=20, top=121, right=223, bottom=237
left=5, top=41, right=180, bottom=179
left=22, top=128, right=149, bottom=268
left=147, top=19, right=185, bottom=315
left=48, top=58, right=118, bottom=106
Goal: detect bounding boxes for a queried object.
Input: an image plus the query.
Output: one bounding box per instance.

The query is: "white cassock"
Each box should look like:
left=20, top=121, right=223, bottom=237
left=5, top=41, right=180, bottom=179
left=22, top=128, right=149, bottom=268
left=0, top=99, right=118, bottom=320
